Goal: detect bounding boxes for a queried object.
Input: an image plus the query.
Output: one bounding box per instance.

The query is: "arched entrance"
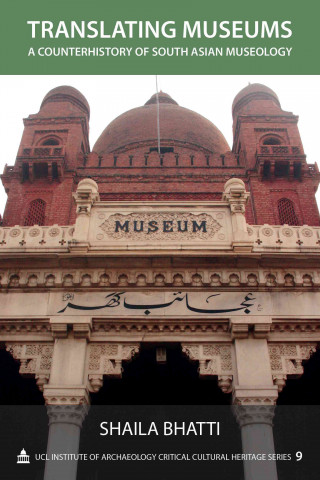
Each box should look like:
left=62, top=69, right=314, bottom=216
left=277, top=348, right=320, bottom=404
left=0, top=346, right=44, bottom=404
left=91, top=342, right=230, bottom=405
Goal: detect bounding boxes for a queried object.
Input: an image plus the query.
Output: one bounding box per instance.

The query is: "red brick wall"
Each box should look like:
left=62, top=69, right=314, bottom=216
left=1, top=91, right=319, bottom=227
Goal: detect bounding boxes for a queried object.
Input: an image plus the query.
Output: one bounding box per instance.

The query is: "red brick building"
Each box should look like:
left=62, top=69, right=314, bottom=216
left=1, top=82, right=320, bottom=480
left=2, top=83, right=319, bottom=227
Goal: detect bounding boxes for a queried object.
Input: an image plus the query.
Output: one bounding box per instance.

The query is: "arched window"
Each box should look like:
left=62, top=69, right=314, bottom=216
left=278, top=198, right=300, bottom=226
left=41, top=138, right=59, bottom=146
left=24, top=199, right=46, bottom=226
left=38, top=135, right=61, bottom=146
left=263, top=137, right=281, bottom=145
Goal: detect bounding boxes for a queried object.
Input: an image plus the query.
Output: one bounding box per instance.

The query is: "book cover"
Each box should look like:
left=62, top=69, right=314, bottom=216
left=0, top=1, right=319, bottom=479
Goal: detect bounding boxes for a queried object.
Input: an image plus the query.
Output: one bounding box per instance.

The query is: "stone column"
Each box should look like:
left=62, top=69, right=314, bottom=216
left=44, top=402, right=89, bottom=480
left=231, top=325, right=279, bottom=480
left=233, top=403, right=277, bottom=480
left=43, top=320, right=92, bottom=480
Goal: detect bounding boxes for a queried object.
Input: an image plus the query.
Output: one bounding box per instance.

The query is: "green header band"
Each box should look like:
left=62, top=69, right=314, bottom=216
left=1, top=0, right=319, bottom=74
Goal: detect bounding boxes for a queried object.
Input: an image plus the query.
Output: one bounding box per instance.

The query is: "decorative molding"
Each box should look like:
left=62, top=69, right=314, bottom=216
left=87, top=343, right=140, bottom=392
left=270, top=319, right=320, bottom=337
left=182, top=343, right=233, bottom=392
left=1, top=267, right=320, bottom=289
left=92, top=318, right=230, bottom=337
left=6, top=342, right=53, bottom=391
left=268, top=343, right=317, bottom=392
left=0, top=318, right=51, bottom=336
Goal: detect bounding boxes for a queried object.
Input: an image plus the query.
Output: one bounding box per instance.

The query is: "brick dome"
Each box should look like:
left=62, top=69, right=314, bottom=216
left=232, top=83, right=280, bottom=116
left=40, top=86, right=90, bottom=117
left=93, top=92, right=229, bottom=155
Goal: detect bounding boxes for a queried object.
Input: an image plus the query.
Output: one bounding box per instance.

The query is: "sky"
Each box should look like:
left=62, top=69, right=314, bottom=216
left=0, top=75, right=319, bottom=215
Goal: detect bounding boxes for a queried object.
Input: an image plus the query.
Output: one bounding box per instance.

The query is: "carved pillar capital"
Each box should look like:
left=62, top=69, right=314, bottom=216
left=232, top=404, right=275, bottom=428
left=46, top=404, right=89, bottom=428
left=87, top=343, right=140, bottom=393
left=182, top=343, right=233, bottom=393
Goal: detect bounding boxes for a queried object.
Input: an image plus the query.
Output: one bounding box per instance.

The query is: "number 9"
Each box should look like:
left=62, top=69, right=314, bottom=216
left=296, top=451, right=302, bottom=461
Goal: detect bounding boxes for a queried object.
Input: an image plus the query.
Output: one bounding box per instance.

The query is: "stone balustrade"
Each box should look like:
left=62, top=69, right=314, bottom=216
left=256, top=145, right=302, bottom=156
left=1, top=221, right=320, bottom=254
left=19, top=146, right=66, bottom=158
left=0, top=224, right=73, bottom=250
left=248, top=224, right=320, bottom=251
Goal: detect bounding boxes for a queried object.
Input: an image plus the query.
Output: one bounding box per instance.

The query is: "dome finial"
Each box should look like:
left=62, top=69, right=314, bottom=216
left=145, top=92, right=178, bottom=106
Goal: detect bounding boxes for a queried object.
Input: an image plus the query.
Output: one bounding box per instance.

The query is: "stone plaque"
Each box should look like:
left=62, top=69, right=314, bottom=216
left=98, top=212, right=222, bottom=240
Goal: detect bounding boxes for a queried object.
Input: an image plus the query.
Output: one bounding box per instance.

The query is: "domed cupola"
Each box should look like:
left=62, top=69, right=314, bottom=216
left=232, top=83, right=281, bottom=118
left=93, top=92, right=229, bottom=156
left=37, top=85, right=90, bottom=118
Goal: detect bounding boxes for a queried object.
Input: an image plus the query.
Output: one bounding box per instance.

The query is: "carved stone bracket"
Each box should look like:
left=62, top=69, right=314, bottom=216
left=6, top=342, right=53, bottom=391
left=268, top=343, right=317, bottom=392
left=182, top=343, right=233, bottom=393
left=87, top=343, right=140, bottom=392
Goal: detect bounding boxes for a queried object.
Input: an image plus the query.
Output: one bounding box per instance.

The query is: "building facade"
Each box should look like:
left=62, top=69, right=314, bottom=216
left=1, top=83, right=320, bottom=480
